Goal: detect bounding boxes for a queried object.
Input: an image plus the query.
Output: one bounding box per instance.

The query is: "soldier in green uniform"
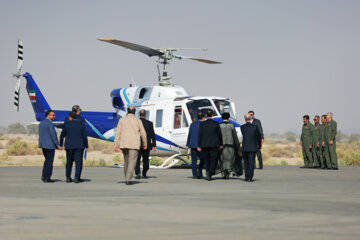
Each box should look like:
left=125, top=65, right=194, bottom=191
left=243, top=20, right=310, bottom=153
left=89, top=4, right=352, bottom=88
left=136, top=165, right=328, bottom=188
left=324, top=112, right=338, bottom=170
left=319, top=115, right=327, bottom=169
left=312, top=115, right=321, bottom=168
left=300, top=115, right=314, bottom=168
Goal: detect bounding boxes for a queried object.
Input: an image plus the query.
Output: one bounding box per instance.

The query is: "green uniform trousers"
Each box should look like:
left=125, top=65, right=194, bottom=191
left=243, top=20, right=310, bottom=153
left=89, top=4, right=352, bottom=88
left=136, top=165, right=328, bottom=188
left=312, top=146, right=321, bottom=168
left=319, top=147, right=326, bottom=168
left=324, top=142, right=338, bottom=169
left=302, top=147, right=313, bottom=168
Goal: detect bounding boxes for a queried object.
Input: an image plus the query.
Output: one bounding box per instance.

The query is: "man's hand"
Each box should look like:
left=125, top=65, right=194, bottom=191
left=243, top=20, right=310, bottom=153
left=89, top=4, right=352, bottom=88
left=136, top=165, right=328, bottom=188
left=317, top=142, right=320, bottom=148
left=57, top=146, right=62, bottom=150
left=220, top=146, right=224, bottom=149
left=322, top=141, right=325, bottom=147
left=143, top=146, right=147, bottom=150
left=300, top=141, right=303, bottom=147
left=152, top=147, right=156, bottom=151
left=197, top=147, right=201, bottom=152
left=329, top=140, right=333, bottom=145
left=309, top=144, right=312, bottom=149
left=261, top=139, right=264, bottom=147
left=114, top=145, right=119, bottom=152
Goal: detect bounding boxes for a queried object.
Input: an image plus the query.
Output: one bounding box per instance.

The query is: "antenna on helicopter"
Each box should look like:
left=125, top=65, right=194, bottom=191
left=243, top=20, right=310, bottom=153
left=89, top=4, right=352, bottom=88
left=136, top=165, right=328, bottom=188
left=98, top=38, right=222, bottom=86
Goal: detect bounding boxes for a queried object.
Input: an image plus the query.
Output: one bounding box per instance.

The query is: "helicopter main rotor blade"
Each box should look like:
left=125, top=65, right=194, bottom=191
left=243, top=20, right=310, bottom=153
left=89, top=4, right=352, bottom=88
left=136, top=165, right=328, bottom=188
left=189, top=58, right=222, bottom=64
left=175, top=55, right=222, bottom=64
left=98, top=38, right=164, bottom=57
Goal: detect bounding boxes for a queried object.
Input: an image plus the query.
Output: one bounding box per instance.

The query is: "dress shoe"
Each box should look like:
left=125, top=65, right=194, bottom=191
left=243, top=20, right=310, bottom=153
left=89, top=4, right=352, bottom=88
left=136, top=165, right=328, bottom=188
left=198, top=170, right=203, bottom=178
left=259, top=166, right=263, bottom=169
left=125, top=181, right=133, bottom=185
left=142, top=175, right=148, bottom=179
left=135, top=175, right=141, bottom=179
left=44, top=179, right=55, bottom=183
left=74, top=178, right=84, bottom=183
left=41, top=176, right=45, bottom=182
left=247, top=179, right=253, bottom=182
left=332, top=168, right=339, bottom=170
left=206, top=175, right=212, bottom=181
left=66, top=178, right=73, bottom=183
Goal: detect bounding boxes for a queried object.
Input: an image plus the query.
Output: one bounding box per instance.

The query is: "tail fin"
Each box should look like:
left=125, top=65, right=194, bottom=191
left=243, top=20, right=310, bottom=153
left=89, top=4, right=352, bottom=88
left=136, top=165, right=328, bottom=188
left=23, top=72, right=51, bottom=121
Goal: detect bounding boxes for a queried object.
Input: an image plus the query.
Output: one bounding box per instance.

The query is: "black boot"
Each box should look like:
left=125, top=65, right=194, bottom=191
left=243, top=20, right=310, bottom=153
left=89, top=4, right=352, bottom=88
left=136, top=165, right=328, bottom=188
left=197, top=169, right=203, bottom=179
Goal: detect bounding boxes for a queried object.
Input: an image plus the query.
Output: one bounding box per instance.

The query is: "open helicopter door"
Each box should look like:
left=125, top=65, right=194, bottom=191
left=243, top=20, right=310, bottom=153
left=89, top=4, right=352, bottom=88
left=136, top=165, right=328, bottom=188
left=170, top=102, right=190, bottom=153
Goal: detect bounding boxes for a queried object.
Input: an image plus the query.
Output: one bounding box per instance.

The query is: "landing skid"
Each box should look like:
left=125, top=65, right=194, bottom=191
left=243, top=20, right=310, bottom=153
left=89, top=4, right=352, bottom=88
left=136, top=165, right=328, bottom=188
left=151, top=153, right=190, bottom=169
left=113, top=153, right=190, bottom=169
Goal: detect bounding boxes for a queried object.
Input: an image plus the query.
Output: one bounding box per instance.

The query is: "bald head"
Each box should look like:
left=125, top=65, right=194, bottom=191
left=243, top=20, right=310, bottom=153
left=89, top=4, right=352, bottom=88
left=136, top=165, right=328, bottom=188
left=244, top=113, right=252, bottom=122
left=127, top=106, right=136, bottom=114
left=139, top=109, right=146, bottom=118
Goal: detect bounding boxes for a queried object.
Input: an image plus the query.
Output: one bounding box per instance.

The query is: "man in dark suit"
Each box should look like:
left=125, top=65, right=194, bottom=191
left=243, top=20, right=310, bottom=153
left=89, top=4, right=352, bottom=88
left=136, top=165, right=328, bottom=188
left=135, top=109, right=156, bottom=179
left=197, top=109, right=223, bottom=181
left=248, top=110, right=264, bottom=169
left=39, top=110, right=62, bottom=183
left=64, top=105, right=85, bottom=125
left=241, top=113, right=262, bottom=182
left=64, top=105, right=86, bottom=177
left=186, top=112, right=205, bottom=179
left=60, top=112, right=88, bottom=183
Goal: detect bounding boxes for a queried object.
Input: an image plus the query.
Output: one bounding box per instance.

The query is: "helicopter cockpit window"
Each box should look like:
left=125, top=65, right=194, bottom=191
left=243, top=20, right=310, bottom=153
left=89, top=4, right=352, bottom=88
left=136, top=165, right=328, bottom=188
left=186, top=99, right=218, bottom=123
left=213, top=99, right=235, bottom=119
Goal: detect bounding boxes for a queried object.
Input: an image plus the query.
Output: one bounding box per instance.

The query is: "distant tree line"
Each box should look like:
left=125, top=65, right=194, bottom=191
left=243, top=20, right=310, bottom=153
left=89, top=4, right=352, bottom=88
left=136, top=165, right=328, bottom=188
left=265, top=131, right=360, bottom=143
left=4, top=122, right=39, bottom=135
left=1, top=122, right=360, bottom=143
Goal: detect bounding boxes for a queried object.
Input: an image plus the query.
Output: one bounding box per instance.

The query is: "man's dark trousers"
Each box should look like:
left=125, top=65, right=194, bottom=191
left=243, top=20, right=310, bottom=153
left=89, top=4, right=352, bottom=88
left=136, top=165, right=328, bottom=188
left=203, top=148, right=219, bottom=176
left=243, top=152, right=256, bottom=180
left=66, top=149, right=83, bottom=180
left=255, top=150, right=263, bottom=169
left=42, top=149, right=55, bottom=180
left=191, top=148, right=205, bottom=177
left=135, top=149, right=150, bottom=176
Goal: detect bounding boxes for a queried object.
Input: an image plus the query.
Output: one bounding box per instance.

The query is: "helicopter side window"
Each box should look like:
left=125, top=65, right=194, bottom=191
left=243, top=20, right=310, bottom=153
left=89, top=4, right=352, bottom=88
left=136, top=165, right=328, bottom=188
left=139, top=88, right=147, bottom=99
left=156, top=109, right=163, bottom=128
left=174, top=107, right=182, bottom=129
left=182, top=111, right=189, bottom=128
left=113, top=97, right=119, bottom=108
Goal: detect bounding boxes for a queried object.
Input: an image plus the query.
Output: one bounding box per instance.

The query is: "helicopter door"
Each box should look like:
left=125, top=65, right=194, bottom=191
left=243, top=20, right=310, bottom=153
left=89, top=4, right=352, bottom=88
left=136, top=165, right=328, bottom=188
left=170, top=105, right=189, bottom=147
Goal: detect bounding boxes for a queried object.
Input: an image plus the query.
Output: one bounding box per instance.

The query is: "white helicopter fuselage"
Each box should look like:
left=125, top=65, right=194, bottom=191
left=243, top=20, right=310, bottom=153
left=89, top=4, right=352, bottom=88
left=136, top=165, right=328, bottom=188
left=111, top=84, right=242, bottom=156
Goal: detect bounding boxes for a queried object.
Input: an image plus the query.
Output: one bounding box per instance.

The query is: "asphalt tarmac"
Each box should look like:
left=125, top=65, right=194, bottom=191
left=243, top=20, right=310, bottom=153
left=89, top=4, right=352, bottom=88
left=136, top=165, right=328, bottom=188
left=1, top=166, right=360, bottom=240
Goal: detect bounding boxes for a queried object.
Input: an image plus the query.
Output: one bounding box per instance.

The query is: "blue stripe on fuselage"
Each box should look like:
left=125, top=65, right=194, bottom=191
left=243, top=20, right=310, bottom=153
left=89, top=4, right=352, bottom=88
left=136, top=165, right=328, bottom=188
left=155, top=134, right=185, bottom=149
left=50, top=110, right=115, bottom=141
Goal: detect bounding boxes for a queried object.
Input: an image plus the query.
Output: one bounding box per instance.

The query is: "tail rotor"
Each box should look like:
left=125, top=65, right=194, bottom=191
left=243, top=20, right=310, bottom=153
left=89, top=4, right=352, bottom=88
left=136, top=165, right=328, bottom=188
left=13, top=40, right=23, bottom=111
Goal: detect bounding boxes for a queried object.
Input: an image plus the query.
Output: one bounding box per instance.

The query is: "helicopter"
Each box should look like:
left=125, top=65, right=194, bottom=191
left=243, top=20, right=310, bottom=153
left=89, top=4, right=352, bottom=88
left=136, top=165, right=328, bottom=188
left=12, top=39, right=242, bottom=168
